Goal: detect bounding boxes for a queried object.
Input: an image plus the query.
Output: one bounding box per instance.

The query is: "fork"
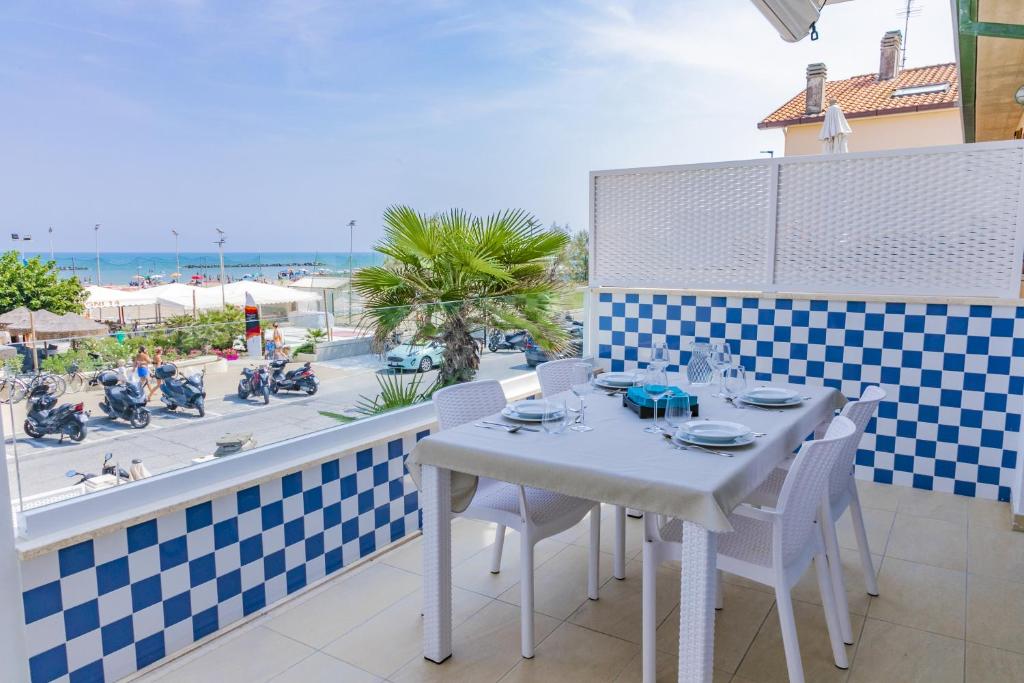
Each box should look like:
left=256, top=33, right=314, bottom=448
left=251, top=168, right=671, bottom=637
left=661, top=432, right=734, bottom=458
left=479, top=421, right=539, bottom=433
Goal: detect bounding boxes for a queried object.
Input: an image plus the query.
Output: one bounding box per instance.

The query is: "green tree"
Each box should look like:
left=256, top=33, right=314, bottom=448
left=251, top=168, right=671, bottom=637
left=353, top=206, right=570, bottom=385
left=0, top=251, right=86, bottom=314
left=565, top=230, right=589, bottom=283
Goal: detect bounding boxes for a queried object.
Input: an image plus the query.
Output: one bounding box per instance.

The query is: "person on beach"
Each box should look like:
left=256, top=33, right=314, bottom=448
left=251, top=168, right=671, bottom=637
left=266, top=322, right=283, bottom=358
left=134, top=346, right=153, bottom=392
left=148, top=347, right=164, bottom=399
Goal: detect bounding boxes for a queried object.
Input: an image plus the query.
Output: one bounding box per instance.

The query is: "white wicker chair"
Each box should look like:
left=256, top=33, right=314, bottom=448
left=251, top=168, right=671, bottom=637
left=432, top=379, right=602, bottom=658
left=536, top=358, right=628, bottom=580
left=641, top=416, right=859, bottom=683
left=745, top=385, right=885, bottom=644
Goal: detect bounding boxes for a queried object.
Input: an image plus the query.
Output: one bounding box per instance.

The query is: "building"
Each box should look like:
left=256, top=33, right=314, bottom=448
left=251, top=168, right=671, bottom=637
left=759, top=30, right=962, bottom=155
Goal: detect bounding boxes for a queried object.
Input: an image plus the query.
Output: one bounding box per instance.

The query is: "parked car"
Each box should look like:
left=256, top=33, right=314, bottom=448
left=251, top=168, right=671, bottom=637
left=386, top=340, right=445, bottom=373
left=523, top=316, right=584, bottom=367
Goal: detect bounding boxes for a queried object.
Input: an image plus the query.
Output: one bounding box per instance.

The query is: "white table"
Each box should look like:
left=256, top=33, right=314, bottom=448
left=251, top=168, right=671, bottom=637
left=410, top=381, right=844, bottom=682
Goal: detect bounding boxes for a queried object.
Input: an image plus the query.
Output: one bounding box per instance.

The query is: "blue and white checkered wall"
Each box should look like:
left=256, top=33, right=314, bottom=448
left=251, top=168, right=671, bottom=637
left=597, top=291, right=1023, bottom=502
left=19, top=430, right=427, bottom=683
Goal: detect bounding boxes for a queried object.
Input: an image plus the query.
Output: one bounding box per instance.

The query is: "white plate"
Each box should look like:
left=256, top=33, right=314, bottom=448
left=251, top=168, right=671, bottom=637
left=501, top=402, right=563, bottom=422
left=594, top=372, right=638, bottom=389
left=680, top=420, right=751, bottom=443
left=737, top=395, right=804, bottom=408
left=674, top=432, right=755, bottom=448
left=739, top=386, right=800, bottom=404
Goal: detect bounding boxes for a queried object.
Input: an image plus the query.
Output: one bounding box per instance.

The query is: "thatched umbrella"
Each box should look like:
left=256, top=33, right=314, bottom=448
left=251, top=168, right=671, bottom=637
left=0, top=307, right=107, bottom=369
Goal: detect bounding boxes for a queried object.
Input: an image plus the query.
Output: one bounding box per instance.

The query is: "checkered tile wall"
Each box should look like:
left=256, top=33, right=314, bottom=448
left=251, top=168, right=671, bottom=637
left=20, top=430, right=427, bottom=683
left=597, top=291, right=1023, bottom=502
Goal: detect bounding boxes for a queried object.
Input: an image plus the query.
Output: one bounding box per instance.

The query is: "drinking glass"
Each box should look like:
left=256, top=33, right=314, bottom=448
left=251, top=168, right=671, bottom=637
left=663, top=399, right=692, bottom=435
left=541, top=399, right=569, bottom=435
left=649, top=342, right=670, bottom=368
left=643, top=366, right=670, bottom=434
left=570, top=362, right=594, bottom=432
left=722, top=365, right=748, bottom=399
left=709, top=342, right=733, bottom=392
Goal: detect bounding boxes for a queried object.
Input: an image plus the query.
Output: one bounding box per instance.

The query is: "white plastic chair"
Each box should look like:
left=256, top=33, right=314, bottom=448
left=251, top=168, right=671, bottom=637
left=641, top=416, right=859, bottom=683
left=536, top=358, right=628, bottom=580
left=433, top=379, right=602, bottom=658
left=745, top=385, right=885, bottom=644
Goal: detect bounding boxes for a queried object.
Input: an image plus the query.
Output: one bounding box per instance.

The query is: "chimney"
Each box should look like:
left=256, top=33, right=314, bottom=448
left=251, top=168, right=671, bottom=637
left=879, top=30, right=903, bottom=81
left=805, top=63, right=827, bottom=115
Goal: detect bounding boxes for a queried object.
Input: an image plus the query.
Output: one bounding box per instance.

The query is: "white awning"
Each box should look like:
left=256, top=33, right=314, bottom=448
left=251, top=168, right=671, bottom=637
left=155, top=282, right=319, bottom=311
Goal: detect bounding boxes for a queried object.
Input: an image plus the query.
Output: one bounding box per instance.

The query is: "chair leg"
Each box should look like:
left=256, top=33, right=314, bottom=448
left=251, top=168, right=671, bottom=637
left=588, top=506, right=601, bottom=600
left=774, top=587, right=806, bottom=683
left=520, top=538, right=535, bottom=658
left=814, top=553, right=850, bottom=670
left=614, top=505, right=626, bottom=580
left=848, top=487, right=879, bottom=596
left=715, top=570, right=723, bottom=610
left=490, top=524, right=506, bottom=574
left=641, top=539, right=657, bottom=683
left=822, top=518, right=853, bottom=644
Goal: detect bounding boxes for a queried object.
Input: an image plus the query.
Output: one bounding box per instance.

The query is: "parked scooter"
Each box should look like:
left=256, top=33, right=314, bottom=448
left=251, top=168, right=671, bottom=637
left=238, top=364, right=272, bottom=404
left=488, top=329, right=528, bottom=353
left=90, top=370, right=151, bottom=428
left=66, top=453, right=150, bottom=484
left=156, top=363, right=206, bottom=416
left=268, top=360, right=319, bottom=396
left=23, top=385, right=88, bottom=442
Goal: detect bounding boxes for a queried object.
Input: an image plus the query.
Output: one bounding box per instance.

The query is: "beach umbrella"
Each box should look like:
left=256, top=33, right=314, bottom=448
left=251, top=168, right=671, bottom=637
left=819, top=100, right=852, bottom=154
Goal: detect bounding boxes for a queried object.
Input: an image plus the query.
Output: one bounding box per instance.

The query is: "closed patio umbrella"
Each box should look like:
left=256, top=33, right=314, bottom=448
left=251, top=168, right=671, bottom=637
left=819, top=100, right=852, bottom=154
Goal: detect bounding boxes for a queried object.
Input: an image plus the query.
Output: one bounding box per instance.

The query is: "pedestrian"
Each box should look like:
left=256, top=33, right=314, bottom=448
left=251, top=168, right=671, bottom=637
left=266, top=322, right=283, bottom=359
left=134, top=346, right=153, bottom=392
left=148, top=347, right=164, bottom=399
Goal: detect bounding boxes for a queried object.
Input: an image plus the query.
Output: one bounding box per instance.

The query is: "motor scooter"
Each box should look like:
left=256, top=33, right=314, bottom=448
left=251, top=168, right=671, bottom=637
left=487, top=329, right=528, bottom=353
left=268, top=360, right=319, bottom=395
left=238, top=364, right=272, bottom=404
left=90, top=371, right=151, bottom=428
left=156, top=363, right=206, bottom=416
left=23, top=385, right=88, bottom=442
left=66, top=453, right=149, bottom=484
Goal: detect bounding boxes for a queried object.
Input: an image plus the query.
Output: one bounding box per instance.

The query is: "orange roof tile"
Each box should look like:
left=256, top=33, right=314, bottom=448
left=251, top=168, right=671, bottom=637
left=758, top=63, right=959, bottom=129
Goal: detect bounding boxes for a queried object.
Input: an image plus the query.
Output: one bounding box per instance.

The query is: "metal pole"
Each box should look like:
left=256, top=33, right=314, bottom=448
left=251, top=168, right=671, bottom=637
left=94, top=223, right=102, bottom=284
left=48, top=226, right=54, bottom=261
left=216, top=228, right=226, bottom=309
left=347, top=219, right=356, bottom=323
left=172, top=229, right=180, bottom=279
left=0, top=407, right=30, bottom=683
left=29, top=310, right=38, bottom=373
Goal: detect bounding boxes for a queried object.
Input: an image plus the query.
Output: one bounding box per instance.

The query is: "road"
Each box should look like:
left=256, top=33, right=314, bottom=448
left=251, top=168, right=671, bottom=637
left=5, top=351, right=533, bottom=503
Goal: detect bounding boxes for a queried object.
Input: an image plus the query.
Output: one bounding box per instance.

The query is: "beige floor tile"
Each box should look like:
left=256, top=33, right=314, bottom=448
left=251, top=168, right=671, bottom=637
left=614, top=649, right=731, bottom=683
left=967, top=574, right=1024, bottom=654
left=734, top=599, right=861, bottom=683
left=867, top=556, right=965, bottom=638
left=382, top=519, right=502, bottom=575
left=153, top=626, right=314, bottom=683
left=967, top=524, right=1024, bottom=584
left=896, top=487, right=969, bottom=525
left=454, top=536, right=567, bottom=598
left=855, top=480, right=900, bottom=512
left=791, top=551, right=882, bottom=618
left=499, top=622, right=638, bottom=683
left=965, top=642, right=1024, bottom=682
left=886, top=513, right=966, bottom=571
left=567, top=555, right=679, bottom=644
left=262, top=562, right=420, bottom=648
left=390, top=600, right=560, bottom=683
left=322, top=587, right=492, bottom=677
left=849, top=619, right=964, bottom=683
left=966, top=498, right=1013, bottom=532
left=566, top=507, right=646, bottom=561
left=657, top=582, right=775, bottom=675
left=497, top=544, right=614, bottom=620
left=269, top=652, right=382, bottom=683
left=836, top=507, right=894, bottom=556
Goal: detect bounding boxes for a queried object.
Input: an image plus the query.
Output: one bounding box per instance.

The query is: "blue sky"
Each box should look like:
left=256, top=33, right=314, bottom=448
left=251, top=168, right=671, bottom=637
left=1, top=0, right=956, bottom=252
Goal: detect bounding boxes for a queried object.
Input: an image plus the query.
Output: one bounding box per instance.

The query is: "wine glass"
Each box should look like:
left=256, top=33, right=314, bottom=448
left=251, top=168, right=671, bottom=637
left=570, top=362, right=594, bottom=432
left=663, top=399, right=692, bottom=436
left=708, top=342, right=732, bottom=392
left=649, top=341, right=670, bottom=368
left=722, top=365, right=748, bottom=399
left=541, top=399, right=568, bottom=435
left=642, top=366, right=670, bottom=434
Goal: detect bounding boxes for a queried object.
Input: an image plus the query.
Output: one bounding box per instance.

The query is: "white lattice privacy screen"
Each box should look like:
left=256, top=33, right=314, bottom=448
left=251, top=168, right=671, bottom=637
left=590, top=141, right=1024, bottom=298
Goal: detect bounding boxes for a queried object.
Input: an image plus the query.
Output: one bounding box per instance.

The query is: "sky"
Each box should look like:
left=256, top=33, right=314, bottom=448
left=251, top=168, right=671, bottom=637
left=0, top=0, right=957, bottom=252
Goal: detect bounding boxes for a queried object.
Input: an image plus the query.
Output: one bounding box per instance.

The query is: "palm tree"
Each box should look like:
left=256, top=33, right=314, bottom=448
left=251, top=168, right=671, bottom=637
left=353, top=206, right=570, bottom=385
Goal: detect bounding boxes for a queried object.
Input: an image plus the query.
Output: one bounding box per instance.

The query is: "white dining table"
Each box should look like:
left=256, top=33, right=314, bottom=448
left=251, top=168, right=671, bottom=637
left=409, top=380, right=844, bottom=683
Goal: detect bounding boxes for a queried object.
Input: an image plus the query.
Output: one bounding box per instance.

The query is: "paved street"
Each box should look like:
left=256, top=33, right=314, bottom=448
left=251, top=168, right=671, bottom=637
left=5, top=351, right=532, bottom=504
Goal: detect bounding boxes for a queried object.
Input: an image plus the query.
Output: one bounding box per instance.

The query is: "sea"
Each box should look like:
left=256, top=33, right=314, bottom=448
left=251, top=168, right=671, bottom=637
left=11, top=251, right=385, bottom=286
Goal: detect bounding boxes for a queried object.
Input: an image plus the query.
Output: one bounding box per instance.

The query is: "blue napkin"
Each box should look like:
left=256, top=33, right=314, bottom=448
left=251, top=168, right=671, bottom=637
left=626, top=385, right=696, bottom=409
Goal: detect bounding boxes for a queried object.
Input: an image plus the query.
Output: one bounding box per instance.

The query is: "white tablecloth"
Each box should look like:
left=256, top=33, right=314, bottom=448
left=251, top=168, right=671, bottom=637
left=409, top=382, right=844, bottom=532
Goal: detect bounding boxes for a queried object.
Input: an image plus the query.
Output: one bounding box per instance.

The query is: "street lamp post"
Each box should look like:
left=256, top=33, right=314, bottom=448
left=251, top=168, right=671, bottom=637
left=347, top=219, right=356, bottom=323
left=215, top=228, right=226, bottom=308
left=48, top=226, right=54, bottom=261
left=93, top=224, right=102, bottom=284
left=171, top=229, right=180, bottom=280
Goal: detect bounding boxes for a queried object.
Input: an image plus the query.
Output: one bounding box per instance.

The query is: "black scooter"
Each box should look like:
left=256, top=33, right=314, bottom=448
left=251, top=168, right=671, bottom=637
left=23, top=385, right=88, bottom=442
left=269, top=360, right=319, bottom=396
left=238, top=364, right=272, bottom=404
left=488, top=329, right=528, bottom=353
left=156, top=363, right=206, bottom=417
left=90, top=371, right=151, bottom=428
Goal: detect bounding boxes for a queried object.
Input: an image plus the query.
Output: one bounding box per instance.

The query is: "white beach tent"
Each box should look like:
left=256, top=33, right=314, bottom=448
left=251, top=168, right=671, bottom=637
left=86, top=284, right=200, bottom=321
left=155, top=282, right=319, bottom=314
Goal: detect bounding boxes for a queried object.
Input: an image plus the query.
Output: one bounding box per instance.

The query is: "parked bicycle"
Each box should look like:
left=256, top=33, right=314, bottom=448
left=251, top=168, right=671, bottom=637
left=65, top=352, right=105, bottom=393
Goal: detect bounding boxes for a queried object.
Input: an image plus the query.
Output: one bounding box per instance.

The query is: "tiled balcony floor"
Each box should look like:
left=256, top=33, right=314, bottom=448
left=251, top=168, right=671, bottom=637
left=139, top=482, right=1023, bottom=683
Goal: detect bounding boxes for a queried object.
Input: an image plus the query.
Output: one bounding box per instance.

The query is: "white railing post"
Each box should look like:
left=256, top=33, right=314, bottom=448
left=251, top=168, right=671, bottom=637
left=0, top=418, right=30, bottom=682
left=764, top=159, right=781, bottom=291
